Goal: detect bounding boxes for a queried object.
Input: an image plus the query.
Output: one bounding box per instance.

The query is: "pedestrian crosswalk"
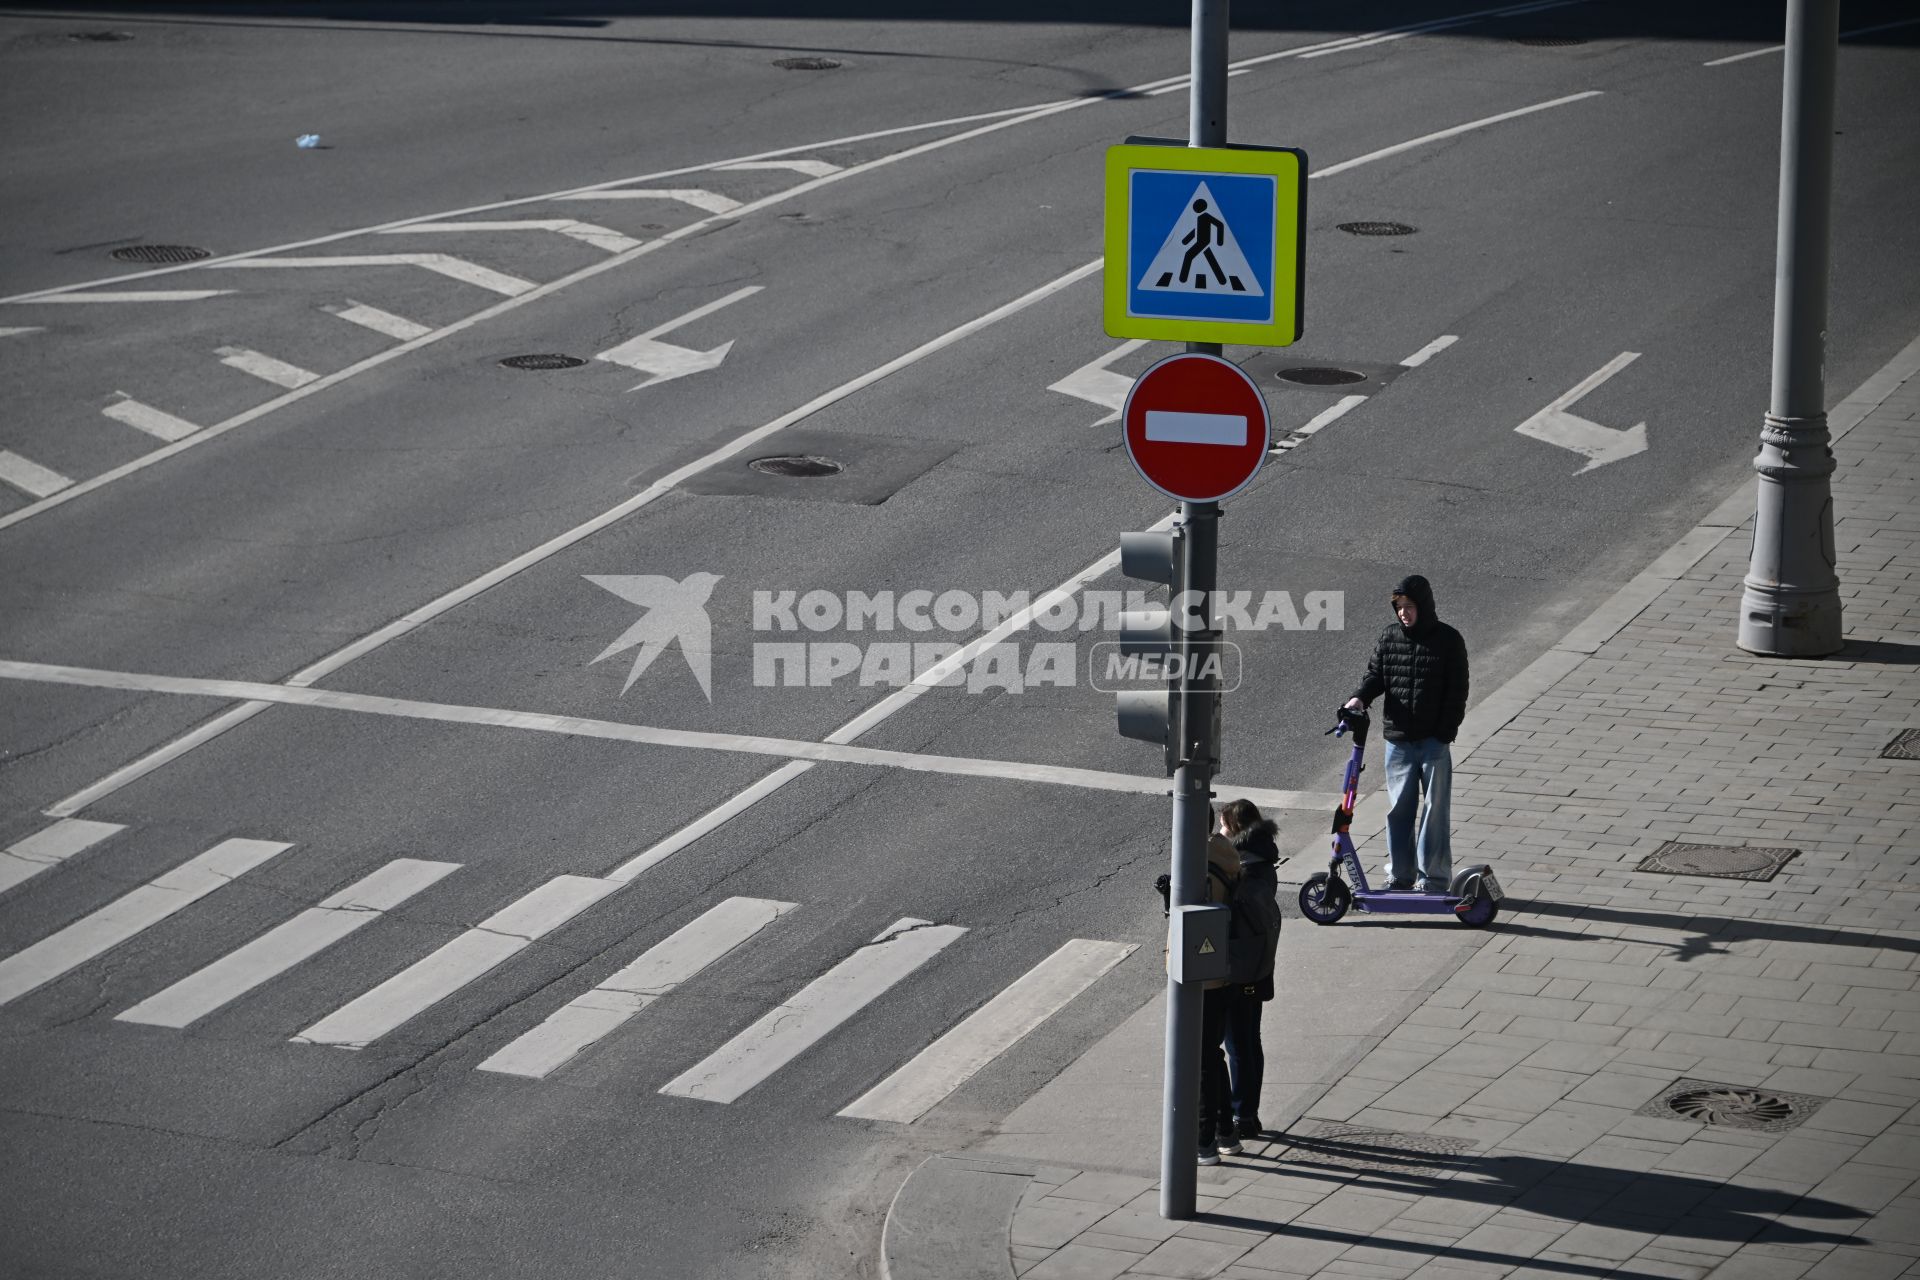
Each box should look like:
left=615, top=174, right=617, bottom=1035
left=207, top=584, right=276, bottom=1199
left=0, top=821, right=1139, bottom=1122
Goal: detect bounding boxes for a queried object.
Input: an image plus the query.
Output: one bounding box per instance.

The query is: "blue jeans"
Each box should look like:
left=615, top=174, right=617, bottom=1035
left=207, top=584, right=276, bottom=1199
left=1385, top=737, right=1452, bottom=887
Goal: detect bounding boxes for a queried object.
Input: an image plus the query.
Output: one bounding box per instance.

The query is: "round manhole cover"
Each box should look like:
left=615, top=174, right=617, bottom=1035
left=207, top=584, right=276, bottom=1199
left=773, top=56, right=842, bottom=70
left=1511, top=35, right=1588, bottom=46
left=1642, top=843, right=1790, bottom=878
left=69, top=30, right=133, bottom=41
left=1277, top=367, right=1367, bottom=386
left=1337, top=221, right=1417, bottom=237
left=110, top=244, right=212, bottom=264
left=750, top=455, right=843, bottom=478
left=499, top=354, right=587, bottom=370
left=1668, top=1088, right=1796, bottom=1127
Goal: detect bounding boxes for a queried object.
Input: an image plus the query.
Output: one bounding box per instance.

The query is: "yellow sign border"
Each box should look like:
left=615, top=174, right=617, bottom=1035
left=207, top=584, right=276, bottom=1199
left=1102, top=142, right=1306, bottom=346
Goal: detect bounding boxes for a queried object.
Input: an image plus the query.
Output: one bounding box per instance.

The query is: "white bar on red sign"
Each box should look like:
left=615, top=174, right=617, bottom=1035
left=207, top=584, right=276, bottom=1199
left=1144, top=410, right=1247, bottom=447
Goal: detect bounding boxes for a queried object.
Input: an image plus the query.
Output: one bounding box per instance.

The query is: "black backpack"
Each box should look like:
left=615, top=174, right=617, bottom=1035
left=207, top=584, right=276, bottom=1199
left=1210, top=860, right=1283, bottom=995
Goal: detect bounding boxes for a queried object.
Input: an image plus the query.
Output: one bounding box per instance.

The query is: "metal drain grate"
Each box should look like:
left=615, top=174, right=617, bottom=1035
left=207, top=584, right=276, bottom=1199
left=1637, top=1078, right=1827, bottom=1133
left=773, top=56, right=842, bottom=70
left=498, top=354, right=586, bottom=370
left=110, top=245, right=211, bottom=264
left=749, top=455, right=843, bottom=478
left=1636, top=841, right=1797, bottom=881
left=1338, top=221, right=1417, bottom=236
left=1277, top=367, right=1367, bottom=386
left=1883, top=728, right=1920, bottom=760
left=1510, top=35, right=1589, bottom=46
left=1274, top=1122, right=1475, bottom=1175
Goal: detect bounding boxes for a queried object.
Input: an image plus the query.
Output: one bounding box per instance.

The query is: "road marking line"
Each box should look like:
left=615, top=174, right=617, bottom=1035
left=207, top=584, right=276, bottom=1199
left=558, top=188, right=743, bottom=216
left=596, top=285, right=764, bottom=389
left=718, top=159, right=841, bottom=178
left=1704, top=17, right=1920, bottom=65
left=115, top=858, right=458, bottom=1028
left=1401, top=334, right=1460, bottom=367
left=609, top=763, right=812, bottom=883
left=102, top=395, right=202, bottom=443
left=1514, top=351, right=1648, bottom=473
left=34, top=85, right=1607, bottom=811
left=1298, top=0, right=1582, bottom=59
left=0, top=659, right=1339, bottom=813
left=0, top=326, right=46, bottom=338
left=1296, top=395, right=1368, bottom=436
left=0, top=838, right=292, bottom=1006
left=477, top=896, right=796, bottom=1079
left=0, top=450, right=73, bottom=498
left=661, top=918, right=966, bottom=1104
left=16, top=291, right=233, bottom=303
left=293, top=874, right=620, bottom=1048
left=0, top=819, right=125, bottom=896
left=1313, top=91, right=1603, bottom=179
left=1049, top=339, right=1150, bottom=425
left=382, top=219, right=643, bottom=255
left=325, top=301, right=434, bottom=341
left=218, top=254, right=536, bottom=298
left=216, top=346, right=320, bottom=390
left=839, top=938, right=1136, bottom=1123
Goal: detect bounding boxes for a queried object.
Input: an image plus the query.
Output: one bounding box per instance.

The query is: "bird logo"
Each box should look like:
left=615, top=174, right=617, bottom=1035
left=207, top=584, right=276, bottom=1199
left=584, top=572, right=722, bottom=700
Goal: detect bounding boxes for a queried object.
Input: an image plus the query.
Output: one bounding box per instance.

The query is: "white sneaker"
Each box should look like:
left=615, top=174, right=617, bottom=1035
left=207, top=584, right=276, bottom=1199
left=1198, top=1146, right=1221, bottom=1166
left=1214, top=1132, right=1243, bottom=1156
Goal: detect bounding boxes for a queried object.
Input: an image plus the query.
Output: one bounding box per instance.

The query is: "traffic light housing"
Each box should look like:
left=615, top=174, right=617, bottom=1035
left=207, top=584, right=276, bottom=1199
left=1116, top=529, right=1184, bottom=774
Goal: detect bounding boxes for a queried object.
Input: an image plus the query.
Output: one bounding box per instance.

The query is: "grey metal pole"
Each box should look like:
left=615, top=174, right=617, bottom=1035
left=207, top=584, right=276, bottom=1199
left=1161, top=0, right=1230, bottom=1223
left=1739, top=0, right=1844, bottom=655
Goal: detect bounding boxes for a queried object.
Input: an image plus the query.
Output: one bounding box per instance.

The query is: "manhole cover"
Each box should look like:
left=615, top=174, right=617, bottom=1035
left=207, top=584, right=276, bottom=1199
left=1274, top=1122, right=1475, bottom=1175
left=773, top=56, right=842, bottom=70
left=110, top=245, right=212, bottom=264
left=749, top=455, right=843, bottom=478
left=1337, top=221, right=1417, bottom=236
left=1277, top=367, right=1367, bottom=386
left=498, top=353, right=587, bottom=370
left=1636, top=841, right=1797, bottom=881
left=1883, top=728, right=1920, bottom=760
left=1510, top=35, right=1588, bottom=46
left=69, top=30, right=133, bottom=41
left=1638, top=1078, right=1826, bottom=1133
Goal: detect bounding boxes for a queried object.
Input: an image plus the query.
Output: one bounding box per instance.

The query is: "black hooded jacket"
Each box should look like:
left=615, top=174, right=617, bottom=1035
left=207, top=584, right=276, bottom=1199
left=1350, top=574, right=1469, bottom=744
left=1226, top=819, right=1283, bottom=997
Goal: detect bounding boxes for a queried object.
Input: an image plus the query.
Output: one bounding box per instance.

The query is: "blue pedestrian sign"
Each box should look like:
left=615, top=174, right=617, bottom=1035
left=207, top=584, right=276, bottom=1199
left=1103, top=142, right=1306, bottom=346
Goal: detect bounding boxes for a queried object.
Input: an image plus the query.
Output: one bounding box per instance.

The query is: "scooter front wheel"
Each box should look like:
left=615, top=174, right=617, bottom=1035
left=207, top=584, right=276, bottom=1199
left=1299, top=873, right=1351, bottom=925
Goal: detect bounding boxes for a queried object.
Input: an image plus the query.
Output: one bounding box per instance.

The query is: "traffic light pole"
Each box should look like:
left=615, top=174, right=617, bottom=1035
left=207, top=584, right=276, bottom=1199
left=1160, top=0, right=1230, bottom=1222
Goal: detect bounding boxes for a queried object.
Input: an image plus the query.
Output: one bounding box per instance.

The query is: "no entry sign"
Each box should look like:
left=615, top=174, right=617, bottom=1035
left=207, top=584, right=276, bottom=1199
left=1122, top=352, right=1271, bottom=503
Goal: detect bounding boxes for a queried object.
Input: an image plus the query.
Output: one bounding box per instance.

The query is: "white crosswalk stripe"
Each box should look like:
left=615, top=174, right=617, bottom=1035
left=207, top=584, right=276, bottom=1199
left=0, top=449, right=74, bottom=498
left=839, top=938, right=1136, bottom=1123
left=479, top=895, right=795, bottom=1079
left=324, top=300, right=433, bottom=341
left=660, top=917, right=966, bottom=1105
left=294, top=874, right=620, bottom=1049
left=116, top=858, right=459, bottom=1028
left=216, top=346, right=320, bottom=390
left=103, top=394, right=201, bottom=443
left=0, top=838, right=293, bottom=1005
left=0, top=819, right=125, bottom=896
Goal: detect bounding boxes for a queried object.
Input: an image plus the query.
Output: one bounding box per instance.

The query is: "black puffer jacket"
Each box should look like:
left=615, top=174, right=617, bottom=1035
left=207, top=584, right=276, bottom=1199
left=1227, top=819, right=1283, bottom=999
left=1350, top=574, right=1469, bottom=744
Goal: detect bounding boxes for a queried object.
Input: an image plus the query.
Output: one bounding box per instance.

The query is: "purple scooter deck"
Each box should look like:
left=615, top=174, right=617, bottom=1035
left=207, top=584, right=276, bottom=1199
left=1352, top=890, right=1461, bottom=915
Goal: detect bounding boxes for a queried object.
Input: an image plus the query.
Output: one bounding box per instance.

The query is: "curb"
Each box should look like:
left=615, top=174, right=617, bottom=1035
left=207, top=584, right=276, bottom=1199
left=880, top=1154, right=1038, bottom=1280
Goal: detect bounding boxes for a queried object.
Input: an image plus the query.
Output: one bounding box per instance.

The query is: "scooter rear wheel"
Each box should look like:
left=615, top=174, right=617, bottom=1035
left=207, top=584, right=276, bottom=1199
left=1299, top=873, right=1351, bottom=925
left=1455, top=894, right=1499, bottom=928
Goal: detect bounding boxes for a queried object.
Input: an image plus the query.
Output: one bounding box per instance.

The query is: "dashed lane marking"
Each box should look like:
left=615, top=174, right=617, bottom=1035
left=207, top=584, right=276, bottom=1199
left=0, top=450, right=73, bottom=499
left=216, top=254, right=537, bottom=298
left=216, top=346, right=320, bottom=391
left=381, top=219, right=643, bottom=255
left=324, top=301, right=434, bottom=342
left=103, top=395, right=202, bottom=443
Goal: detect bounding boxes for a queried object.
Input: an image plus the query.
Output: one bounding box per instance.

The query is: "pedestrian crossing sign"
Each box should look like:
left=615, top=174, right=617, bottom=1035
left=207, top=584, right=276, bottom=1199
left=1103, top=141, right=1306, bottom=346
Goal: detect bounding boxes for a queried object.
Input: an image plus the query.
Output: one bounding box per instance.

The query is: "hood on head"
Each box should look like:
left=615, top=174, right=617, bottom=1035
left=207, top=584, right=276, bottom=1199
left=1230, top=819, right=1280, bottom=865
left=1391, top=574, right=1437, bottom=625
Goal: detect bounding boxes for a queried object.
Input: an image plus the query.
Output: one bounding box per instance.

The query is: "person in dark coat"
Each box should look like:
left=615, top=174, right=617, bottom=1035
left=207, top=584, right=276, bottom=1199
left=1218, top=799, right=1282, bottom=1141
left=1343, top=575, right=1469, bottom=891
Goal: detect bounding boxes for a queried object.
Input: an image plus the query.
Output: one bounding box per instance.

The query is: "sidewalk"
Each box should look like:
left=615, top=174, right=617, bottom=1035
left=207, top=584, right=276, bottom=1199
left=882, top=338, right=1920, bottom=1280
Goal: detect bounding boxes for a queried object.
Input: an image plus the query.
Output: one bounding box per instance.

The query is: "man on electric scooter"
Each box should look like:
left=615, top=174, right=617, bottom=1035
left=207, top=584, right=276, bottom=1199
left=1343, top=575, right=1470, bottom=893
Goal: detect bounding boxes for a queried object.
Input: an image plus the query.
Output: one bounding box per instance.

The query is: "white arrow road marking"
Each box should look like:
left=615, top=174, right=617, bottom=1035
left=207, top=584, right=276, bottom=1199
left=324, top=300, right=433, bottom=341
left=1048, top=339, right=1149, bottom=425
left=216, top=346, right=320, bottom=390
left=0, top=451, right=73, bottom=498
left=216, top=255, right=536, bottom=297
left=558, top=188, right=743, bottom=216
left=103, top=394, right=201, bottom=443
left=718, top=159, right=841, bottom=178
left=15, top=291, right=233, bottom=303
left=1515, top=351, right=1648, bottom=474
left=381, top=219, right=643, bottom=255
left=595, top=285, right=763, bottom=390
left=0, top=326, right=46, bottom=339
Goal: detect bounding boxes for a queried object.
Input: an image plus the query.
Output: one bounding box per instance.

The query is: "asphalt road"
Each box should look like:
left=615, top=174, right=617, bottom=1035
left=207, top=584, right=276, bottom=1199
left=2, top=3, right=1917, bottom=1277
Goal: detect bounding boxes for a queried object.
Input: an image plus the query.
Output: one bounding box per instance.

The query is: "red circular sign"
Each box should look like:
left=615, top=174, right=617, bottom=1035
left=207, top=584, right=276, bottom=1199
left=1122, top=353, right=1270, bottom=503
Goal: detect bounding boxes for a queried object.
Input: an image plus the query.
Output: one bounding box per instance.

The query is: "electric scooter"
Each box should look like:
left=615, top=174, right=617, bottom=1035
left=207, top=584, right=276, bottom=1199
left=1298, top=706, right=1502, bottom=927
